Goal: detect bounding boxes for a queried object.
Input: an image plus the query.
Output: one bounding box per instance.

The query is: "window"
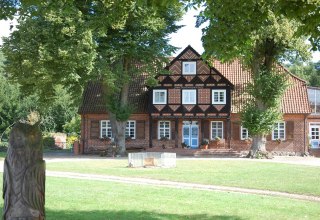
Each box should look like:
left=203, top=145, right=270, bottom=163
left=126, top=120, right=136, bottom=139
left=212, top=90, right=226, bottom=104
left=241, top=126, right=249, bottom=140
left=153, top=89, right=167, bottom=104
left=182, top=89, right=196, bottom=104
left=307, top=88, right=320, bottom=114
left=158, top=121, right=171, bottom=139
left=100, top=120, right=112, bottom=138
left=211, top=121, right=223, bottom=139
left=182, top=61, right=196, bottom=75
left=272, top=122, right=285, bottom=140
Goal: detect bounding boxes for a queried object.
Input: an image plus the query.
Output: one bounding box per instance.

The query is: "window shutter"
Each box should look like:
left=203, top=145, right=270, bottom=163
left=136, top=120, right=145, bottom=139
left=90, top=120, right=100, bottom=139
left=286, top=121, right=294, bottom=140
left=171, top=121, right=175, bottom=140
left=232, top=122, right=240, bottom=140
left=203, top=120, right=210, bottom=139
left=152, top=120, right=158, bottom=139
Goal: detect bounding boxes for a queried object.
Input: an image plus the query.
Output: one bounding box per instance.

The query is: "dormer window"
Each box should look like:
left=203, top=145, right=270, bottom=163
left=182, top=61, right=196, bottom=75
left=153, top=89, right=167, bottom=104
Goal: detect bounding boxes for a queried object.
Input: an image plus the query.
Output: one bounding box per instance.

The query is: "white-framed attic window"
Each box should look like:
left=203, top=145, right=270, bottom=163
left=182, top=61, right=196, bottom=75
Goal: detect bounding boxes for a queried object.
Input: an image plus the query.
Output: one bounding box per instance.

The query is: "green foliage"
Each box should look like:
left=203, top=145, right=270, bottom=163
left=42, top=135, right=55, bottom=148
left=66, top=134, right=79, bottom=149
left=107, top=96, right=133, bottom=122
left=286, top=61, right=320, bottom=87
left=247, top=69, right=290, bottom=108
left=241, top=104, right=282, bottom=135
left=192, top=0, right=315, bottom=142
left=63, top=115, right=81, bottom=134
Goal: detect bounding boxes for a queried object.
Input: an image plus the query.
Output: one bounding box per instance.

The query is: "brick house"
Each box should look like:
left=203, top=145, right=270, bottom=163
left=78, top=45, right=312, bottom=155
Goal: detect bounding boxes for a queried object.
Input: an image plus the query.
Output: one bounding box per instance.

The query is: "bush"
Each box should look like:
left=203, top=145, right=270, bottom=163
left=66, top=135, right=79, bottom=149
left=42, top=136, right=55, bottom=149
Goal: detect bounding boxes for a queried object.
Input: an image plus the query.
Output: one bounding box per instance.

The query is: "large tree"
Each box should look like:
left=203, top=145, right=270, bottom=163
left=193, top=0, right=315, bottom=157
left=1, top=0, right=183, bottom=155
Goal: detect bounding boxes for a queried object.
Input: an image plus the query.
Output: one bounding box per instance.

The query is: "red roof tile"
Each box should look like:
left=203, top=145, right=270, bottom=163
left=212, top=59, right=311, bottom=114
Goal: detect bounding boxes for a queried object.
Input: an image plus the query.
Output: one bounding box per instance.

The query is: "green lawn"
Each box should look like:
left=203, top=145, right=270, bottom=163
left=46, top=159, right=320, bottom=196
left=0, top=176, right=319, bottom=220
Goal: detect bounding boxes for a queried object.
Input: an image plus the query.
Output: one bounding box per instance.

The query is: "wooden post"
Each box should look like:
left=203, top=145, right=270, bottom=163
left=175, top=118, right=179, bottom=148
left=3, top=122, right=45, bottom=219
left=149, top=116, right=153, bottom=148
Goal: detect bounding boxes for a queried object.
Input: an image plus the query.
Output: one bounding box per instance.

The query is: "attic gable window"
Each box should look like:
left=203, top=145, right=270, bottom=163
left=153, top=89, right=167, bottom=104
left=212, top=89, right=226, bottom=104
left=182, top=61, right=196, bottom=75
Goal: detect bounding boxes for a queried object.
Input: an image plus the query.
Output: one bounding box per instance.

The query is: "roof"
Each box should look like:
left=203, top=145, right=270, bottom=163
left=212, top=59, right=311, bottom=114
left=79, top=46, right=311, bottom=115
left=78, top=74, right=148, bottom=114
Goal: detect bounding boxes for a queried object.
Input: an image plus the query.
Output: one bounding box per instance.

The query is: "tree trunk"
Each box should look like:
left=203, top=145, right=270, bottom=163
left=109, top=113, right=127, bottom=156
left=108, top=57, right=130, bottom=156
left=248, top=134, right=267, bottom=158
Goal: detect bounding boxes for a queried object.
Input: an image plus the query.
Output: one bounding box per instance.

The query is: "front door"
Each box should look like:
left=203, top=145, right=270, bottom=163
left=182, top=121, right=199, bottom=148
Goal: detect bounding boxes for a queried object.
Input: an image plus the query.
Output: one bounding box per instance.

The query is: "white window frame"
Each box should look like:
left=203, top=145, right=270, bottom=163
left=125, top=120, right=136, bottom=139
left=211, top=121, right=224, bottom=140
left=100, top=120, right=112, bottom=138
left=240, top=126, right=249, bottom=140
left=272, top=122, right=286, bottom=140
left=153, top=89, right=167, bottom=104
left=182, top=61, right=196, bottom=75
left=158, top=121, right=171, bottom=140
left=309, top=123, right=320, bottom=148
left=212, top=89, right=226, bottom=104
left=182, top=89, right=197, bottom=104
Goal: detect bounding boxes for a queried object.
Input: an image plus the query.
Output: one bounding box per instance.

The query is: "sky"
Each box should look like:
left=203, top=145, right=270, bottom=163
left=0, top=9, right=319, bottom=62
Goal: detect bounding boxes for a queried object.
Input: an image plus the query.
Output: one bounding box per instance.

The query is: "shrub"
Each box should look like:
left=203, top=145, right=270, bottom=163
left=66, top=135, right=79, bottom=149
left=42, top=136, right=55, bottom=149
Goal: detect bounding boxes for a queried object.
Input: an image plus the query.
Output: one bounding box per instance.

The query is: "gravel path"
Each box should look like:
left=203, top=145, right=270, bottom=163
left=46, top=170, right=320, bottom=203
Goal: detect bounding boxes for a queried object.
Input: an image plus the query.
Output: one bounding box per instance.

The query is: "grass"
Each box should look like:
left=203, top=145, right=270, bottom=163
left=46, top=159, right=320, bottom=196
left=0, top=176, right=319, bottom=220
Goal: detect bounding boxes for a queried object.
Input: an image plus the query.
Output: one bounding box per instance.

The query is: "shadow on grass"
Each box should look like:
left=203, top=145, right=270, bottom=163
left=45, top=209, right=244, bottom=220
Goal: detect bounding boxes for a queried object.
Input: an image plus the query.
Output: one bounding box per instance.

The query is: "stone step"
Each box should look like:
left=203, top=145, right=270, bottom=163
left=145, top=147, right=241, bottom=157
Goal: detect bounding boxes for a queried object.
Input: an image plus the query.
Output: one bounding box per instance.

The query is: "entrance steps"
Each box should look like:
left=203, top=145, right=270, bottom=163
left=194, top=149, right=240, bottom=158
left=145, top=147, right=240, bottom=157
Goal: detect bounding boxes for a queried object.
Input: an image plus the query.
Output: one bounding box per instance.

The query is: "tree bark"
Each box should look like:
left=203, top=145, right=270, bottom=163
left=248, top=135, right=267, bottom=158
left=109, top=57, right=130, bottom=156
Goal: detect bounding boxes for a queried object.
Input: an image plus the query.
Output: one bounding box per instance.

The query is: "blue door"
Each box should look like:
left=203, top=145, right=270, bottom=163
left=182, top=121, right=199, bottom=148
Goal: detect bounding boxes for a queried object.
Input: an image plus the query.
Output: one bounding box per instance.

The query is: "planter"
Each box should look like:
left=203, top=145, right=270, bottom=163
left=201, top=144, right=208, bottom=150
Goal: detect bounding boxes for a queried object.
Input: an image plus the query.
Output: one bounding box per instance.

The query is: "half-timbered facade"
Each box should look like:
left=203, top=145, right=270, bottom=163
left=78, top=45, right=312, bottom=155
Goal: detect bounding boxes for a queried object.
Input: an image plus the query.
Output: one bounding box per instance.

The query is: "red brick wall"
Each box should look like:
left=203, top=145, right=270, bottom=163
left=81, top=113, right=150, bottom=153
left=230, top=113, right=308, bottom=153
left=81, top=112, right=309, bottom=154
